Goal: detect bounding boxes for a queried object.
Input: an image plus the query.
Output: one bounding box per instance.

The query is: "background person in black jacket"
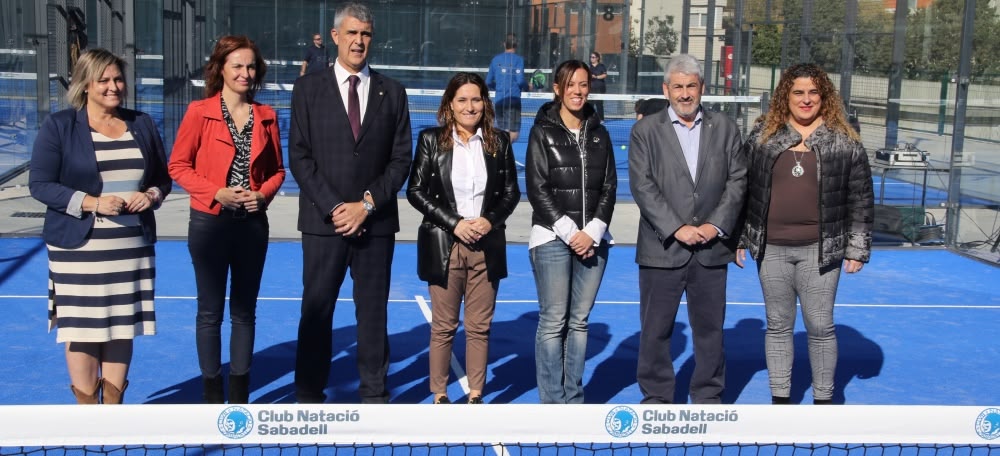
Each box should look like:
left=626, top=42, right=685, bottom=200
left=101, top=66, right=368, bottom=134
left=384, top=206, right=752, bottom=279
left=588, top=52, right=607, bottom=120
left=406, top=72, right=520, bottom=405
left=525, top=59, right=616, bottom=404
left=736, top=63, right=874, bottom=405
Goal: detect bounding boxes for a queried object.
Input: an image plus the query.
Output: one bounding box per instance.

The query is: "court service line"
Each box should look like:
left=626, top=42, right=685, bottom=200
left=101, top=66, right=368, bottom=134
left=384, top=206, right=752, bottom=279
left=486, top=299, right=1000, bottom=309
left=2, top=295, right=996, bottom=309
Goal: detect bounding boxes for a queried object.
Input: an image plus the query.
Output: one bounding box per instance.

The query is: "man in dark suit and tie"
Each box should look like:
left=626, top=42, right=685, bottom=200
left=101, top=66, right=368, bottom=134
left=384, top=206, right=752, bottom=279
left=628, top=54, right=747, bottom=404
left=288, top=1, right=412, bottom=404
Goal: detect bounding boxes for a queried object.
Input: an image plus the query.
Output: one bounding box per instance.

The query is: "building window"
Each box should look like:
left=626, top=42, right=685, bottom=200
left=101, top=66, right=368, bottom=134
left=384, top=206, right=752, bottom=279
left=691, top=7, right=722, bottom=29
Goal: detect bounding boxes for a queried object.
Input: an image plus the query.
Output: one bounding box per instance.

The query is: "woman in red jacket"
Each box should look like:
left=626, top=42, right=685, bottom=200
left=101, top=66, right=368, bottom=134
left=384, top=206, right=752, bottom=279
left=168, top=35, right=285, bottom=404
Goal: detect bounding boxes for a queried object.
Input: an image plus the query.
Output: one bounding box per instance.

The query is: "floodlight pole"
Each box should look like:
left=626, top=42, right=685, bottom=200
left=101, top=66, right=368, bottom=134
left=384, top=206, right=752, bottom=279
left=945, top=0, right=975, bottom=246
left=884, top=1, right=908, bottom=149
left=840, top=0, right=857, bottom=110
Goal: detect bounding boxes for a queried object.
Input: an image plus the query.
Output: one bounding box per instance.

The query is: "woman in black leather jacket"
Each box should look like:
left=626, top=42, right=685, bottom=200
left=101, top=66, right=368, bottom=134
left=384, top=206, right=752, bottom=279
left=525, top=59, right=616, bottom=404
left=406, top=72, right=520, bottom=405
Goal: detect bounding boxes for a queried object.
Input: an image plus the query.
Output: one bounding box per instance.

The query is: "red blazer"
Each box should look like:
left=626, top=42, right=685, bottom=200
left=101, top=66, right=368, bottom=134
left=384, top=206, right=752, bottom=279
left=169, top=93, right=286, bottom=215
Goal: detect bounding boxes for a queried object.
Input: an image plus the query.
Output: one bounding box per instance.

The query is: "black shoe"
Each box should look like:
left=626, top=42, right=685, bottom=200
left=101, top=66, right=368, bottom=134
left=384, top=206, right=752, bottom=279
left=434, top=395, right=451, bottom=404
left=813, top=399, right=834, bottom=405
left=771, top=396, right=791, bottom=405
left=468, top=396, right=484, bottom=404
left=229, top=373, right=250, bottom=404
left=203, top=375, right=224, bottom=404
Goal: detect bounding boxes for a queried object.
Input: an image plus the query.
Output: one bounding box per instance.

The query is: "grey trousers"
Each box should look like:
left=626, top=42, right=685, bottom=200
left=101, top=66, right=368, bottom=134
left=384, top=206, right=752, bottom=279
left=758, top=243, right=841, bottom=401
left=637, top=262, right=727, bottom=404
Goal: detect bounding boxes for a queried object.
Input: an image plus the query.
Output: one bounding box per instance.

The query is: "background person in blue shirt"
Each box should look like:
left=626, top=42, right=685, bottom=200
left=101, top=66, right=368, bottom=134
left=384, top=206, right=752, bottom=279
left=486, top=33, right=528, bottom=142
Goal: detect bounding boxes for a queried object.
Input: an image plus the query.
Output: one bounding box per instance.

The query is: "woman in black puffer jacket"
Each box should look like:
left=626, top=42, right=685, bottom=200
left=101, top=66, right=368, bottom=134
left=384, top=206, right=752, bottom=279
left=525, top=59, right=616, bottom=404
left=736, top=63, right=874, bottom=405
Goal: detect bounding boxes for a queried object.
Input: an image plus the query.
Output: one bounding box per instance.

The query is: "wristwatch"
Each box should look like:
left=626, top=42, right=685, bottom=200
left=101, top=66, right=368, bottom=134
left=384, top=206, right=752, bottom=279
left=362, top=199, right=375, bottom=216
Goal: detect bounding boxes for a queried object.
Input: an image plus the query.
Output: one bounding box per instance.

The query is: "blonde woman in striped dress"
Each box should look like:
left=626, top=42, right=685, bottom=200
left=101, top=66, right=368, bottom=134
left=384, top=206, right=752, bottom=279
left=29, top=49, right=171, bottom=404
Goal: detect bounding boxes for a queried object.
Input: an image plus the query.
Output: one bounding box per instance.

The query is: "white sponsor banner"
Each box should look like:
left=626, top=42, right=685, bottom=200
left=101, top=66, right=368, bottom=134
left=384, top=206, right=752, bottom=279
left=0, top=405, right=998, bottom=446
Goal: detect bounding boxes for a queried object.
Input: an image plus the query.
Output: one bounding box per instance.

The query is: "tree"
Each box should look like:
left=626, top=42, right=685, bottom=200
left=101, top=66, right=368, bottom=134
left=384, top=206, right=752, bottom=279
left=904, top=0, right=1000, bottom=81
left=629, top=15, right=679, bottom=57
left=751, top=24, right=782, bottom=66
left=742, top=0, right=893, bottom=75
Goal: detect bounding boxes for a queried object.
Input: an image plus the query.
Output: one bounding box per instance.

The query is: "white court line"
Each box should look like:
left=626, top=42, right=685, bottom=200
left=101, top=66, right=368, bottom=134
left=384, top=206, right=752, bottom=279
left=491, top=299, right=999, bottom=309
left=414, top=295, right=509, bottom=456
left=3, top=295, right=996, bottom=309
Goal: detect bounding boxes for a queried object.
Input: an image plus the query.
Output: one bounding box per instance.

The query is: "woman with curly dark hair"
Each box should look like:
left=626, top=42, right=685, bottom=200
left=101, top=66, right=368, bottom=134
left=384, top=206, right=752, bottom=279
left=168, top=35, right=285, bottom=404
left=407, top=72, right=520, bottom=404
left=736, top=63, right=874, bottom=405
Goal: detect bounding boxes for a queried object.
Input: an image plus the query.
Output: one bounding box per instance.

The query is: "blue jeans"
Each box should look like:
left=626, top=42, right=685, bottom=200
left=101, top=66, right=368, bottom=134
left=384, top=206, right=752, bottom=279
left=529, top=239, right=609, bottom=403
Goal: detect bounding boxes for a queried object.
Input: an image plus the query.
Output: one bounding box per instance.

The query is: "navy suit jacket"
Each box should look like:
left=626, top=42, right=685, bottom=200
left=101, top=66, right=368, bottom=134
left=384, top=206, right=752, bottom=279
left=288, top=66, right=413, bottom=236
left=29, top=107, right=171, bottom=248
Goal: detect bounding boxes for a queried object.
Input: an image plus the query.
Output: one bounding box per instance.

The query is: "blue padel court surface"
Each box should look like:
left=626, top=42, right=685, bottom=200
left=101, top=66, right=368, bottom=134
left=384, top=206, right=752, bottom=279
left=0, top=237, right=997, bottom=406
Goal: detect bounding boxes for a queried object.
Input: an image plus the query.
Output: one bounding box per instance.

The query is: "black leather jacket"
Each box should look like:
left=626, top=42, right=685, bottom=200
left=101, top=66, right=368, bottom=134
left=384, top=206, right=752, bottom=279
left=406, top=127, right=520, bottom=286
left=525, top=101, right=616, bottom=232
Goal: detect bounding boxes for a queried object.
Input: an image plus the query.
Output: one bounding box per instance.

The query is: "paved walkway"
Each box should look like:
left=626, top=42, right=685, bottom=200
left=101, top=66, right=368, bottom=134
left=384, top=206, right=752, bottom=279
left=0, top=172, right=643, bottom=243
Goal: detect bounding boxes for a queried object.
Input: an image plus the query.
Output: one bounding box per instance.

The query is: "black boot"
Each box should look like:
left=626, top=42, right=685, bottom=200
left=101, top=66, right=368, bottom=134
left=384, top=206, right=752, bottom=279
left=229, top=373, right=250, bottom=404
left=813, top=398, right=834, bottom=405
left=771, top=396, right=791, bottom=404
left=203, top=375, right=224, bottom=404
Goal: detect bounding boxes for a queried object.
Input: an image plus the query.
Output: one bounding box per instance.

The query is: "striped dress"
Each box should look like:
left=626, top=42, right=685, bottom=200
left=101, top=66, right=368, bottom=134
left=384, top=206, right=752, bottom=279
left=47, top=130, right=156, bottom=343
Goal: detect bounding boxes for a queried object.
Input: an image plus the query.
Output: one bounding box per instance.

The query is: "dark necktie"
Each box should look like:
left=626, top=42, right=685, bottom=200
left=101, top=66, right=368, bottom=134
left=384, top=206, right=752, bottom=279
left=348, top=74, right=361, bottom=140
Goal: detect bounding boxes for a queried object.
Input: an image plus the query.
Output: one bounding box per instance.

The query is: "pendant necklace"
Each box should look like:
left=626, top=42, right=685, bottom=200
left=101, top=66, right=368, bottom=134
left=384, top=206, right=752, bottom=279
left=791, top=150, right=805, bottom=177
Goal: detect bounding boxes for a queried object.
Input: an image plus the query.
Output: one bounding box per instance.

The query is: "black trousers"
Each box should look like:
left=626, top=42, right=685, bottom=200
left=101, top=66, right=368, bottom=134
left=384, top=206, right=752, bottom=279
left=636, top=260, right=728, bottom=404
left=295, top=233, right=394, bottom=403
left=188, top=208, right=269, bottom=378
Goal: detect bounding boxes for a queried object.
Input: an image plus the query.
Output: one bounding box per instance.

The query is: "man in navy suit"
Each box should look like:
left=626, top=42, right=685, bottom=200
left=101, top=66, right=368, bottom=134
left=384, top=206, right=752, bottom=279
left=288, top=1, right=412, bottom=404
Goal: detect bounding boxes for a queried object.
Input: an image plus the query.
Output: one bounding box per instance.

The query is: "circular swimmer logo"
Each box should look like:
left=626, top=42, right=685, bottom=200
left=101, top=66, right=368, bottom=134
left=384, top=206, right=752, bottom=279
left=975, top=408, right=1000, bottom=440
left=218, top=406, right=254, bottom=439
left=605, top=406, right=639, bottom=438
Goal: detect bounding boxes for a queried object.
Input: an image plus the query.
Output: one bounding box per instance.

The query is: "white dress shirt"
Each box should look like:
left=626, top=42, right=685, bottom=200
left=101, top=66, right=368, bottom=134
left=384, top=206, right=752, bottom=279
left=333, top=60, right=371, bottom=123
left=451, top=128, right=488, bottom=219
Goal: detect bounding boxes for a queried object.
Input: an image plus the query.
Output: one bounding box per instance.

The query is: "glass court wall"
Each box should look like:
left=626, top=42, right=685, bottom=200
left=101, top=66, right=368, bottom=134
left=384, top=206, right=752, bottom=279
left=0, top=0, right=998, bottom=264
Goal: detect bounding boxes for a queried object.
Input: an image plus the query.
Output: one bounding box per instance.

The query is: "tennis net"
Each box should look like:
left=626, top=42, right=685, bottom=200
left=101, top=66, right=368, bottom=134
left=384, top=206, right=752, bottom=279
left=1, top=404, right=998, bottom=455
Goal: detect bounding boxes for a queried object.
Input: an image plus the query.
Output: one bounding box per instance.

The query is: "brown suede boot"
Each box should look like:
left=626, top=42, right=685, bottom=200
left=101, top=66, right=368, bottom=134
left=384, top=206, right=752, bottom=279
left=102, top=380, right=129, bottom=404
left=70, top=378, right=102, bottom=404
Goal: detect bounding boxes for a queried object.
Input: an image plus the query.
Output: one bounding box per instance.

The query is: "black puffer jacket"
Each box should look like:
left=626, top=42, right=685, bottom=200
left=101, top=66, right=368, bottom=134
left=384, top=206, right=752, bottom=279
left=525, top=101, right=616, bottom=231
left=739, top=121, right=874, bottom=267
